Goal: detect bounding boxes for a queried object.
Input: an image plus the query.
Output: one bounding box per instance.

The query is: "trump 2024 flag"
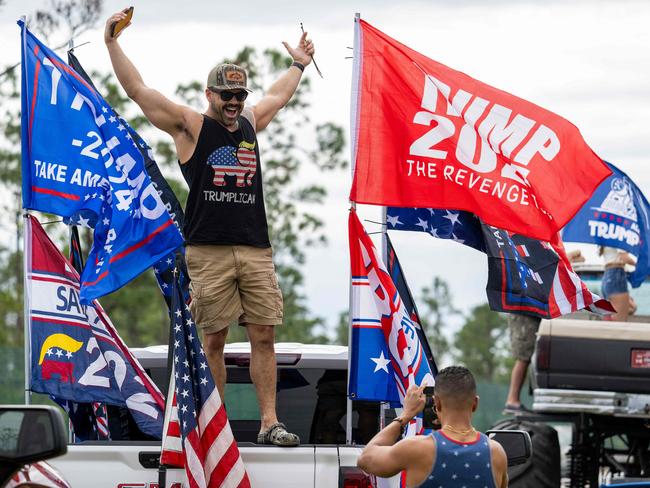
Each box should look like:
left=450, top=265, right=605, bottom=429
left=563, top=162, right=650, bottom=288
left=349, top=18, right=611, bottom=242
left=20, top=21, right=183, bottom=303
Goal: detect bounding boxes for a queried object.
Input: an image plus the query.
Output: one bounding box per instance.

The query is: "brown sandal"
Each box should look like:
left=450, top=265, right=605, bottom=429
left=257, top=422, right=300, bottom=446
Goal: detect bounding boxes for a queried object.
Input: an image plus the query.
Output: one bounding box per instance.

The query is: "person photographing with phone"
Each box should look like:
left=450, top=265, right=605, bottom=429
left=104, top=8, right=315, bottom=446
left=357, top=366, right=508, bottom=487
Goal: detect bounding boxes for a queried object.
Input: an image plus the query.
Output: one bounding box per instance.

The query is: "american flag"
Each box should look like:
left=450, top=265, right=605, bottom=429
left=386, top=207, right=485, bottom=252
left=208, top=146, right=257, bottom=186
left=387, top=207, right=613, bottom=319
left=160, top=270, right=250, bottom=488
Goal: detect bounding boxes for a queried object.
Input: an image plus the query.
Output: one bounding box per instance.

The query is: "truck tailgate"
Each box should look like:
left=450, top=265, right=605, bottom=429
left=535, top=319, right=650, bottom=393
left=49, top=443, right=319, bottom=487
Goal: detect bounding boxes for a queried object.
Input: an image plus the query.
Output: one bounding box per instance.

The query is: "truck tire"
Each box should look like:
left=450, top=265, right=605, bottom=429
left=491, top=418, right=561, bottom=488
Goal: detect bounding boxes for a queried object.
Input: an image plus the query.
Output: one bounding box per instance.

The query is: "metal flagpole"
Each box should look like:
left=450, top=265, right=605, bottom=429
left=20, top=15, right=32, bottom=406
left=346, top=11, right=362, bottom=445
left=379, top=206, right=388, bottom=430
left=23, top=213, right=31, bottom=405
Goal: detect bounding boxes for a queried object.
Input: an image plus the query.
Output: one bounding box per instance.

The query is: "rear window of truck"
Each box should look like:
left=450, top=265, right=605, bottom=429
left=226, top=367, right=380, bottom=445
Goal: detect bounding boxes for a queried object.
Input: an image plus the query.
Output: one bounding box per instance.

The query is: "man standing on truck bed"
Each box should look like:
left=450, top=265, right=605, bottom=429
left=104, top=9, right=315, bottom=446
left=357, top=366, right=508, bottom=487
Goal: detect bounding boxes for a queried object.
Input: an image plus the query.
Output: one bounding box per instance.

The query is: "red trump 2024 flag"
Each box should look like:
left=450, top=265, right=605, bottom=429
left=349, top=19, right=611, bottom=242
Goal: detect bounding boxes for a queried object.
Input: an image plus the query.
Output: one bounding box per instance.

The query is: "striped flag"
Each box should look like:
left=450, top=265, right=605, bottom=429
left=7, top=461, right=71, bottom=488
left=482, top=226, right=614, bottom=318
left=160, top=269, right=250, bottom=488
left=92, top=402, right=110, bottom=440
left=160, top=368, right=183, bottom=467
left=547, top=237, right=615, bottom=317
left=386, top=207, right=613, bottom=318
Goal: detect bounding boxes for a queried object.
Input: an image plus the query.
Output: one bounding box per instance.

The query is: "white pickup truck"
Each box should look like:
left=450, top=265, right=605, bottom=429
left=44, top=343, right=399, bottom=488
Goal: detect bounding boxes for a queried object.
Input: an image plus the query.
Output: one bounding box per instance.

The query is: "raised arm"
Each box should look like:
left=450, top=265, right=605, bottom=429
left=104, top=10, right=196, bottom=138
left=357, top=385, right=433, bottom=485
left=251, top=32, right=315, bottom=132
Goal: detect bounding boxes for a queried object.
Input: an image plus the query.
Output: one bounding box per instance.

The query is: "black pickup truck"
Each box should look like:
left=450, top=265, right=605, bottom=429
left=495, top=264, right=650, bottom=487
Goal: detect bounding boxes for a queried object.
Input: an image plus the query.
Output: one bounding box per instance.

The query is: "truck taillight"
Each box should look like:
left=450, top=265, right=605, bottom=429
left=339, top=467, right=376, bottom=488
left=536, top=335, right=550, bottom=370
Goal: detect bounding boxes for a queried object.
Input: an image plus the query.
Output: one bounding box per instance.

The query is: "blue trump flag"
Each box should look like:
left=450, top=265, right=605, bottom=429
left=563, top=162, right=650, bottom=288
left=20, top=21, right=183, bottom=303
left=65, top=49, right=191, bottom=309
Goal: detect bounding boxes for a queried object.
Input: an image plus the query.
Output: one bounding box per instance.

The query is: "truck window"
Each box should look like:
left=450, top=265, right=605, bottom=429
left=227, top=367, right=381, bottom=445
left=112, top=365, right=383, bottom=445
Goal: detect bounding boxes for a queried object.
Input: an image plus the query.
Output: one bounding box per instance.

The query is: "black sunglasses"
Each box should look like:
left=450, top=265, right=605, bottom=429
left=210, top=88, right=248, bottom=102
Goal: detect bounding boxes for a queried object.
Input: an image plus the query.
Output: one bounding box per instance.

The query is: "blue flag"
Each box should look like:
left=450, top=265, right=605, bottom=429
left=27, top=216, right=166, bottom=438
left=349, top=211, right=435, bottom=405
left=386, top=208, right=485, bottom=252
left=20, top=21, right=183, bottom=303
left=65, top=49, right=191, bottom=310
left=562, top=162, right=650, bottom=288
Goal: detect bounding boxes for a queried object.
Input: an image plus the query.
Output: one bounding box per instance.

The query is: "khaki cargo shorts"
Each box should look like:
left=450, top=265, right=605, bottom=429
left=185, top=244, right=283, bottom=334
left=508, top=313, right=541, bottom=362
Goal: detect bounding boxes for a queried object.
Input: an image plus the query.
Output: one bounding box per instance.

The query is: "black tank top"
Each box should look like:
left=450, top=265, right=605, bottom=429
left=179, top=114, right=270, bottom=247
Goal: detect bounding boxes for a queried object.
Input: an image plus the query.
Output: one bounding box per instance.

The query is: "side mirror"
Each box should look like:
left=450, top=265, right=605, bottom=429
left=485, top=429, right=532, bottom=467
left=0, top=405, right=68, bottom=485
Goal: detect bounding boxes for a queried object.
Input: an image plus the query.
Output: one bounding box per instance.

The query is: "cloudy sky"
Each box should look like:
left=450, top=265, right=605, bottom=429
left=2, top=0, right=650, bottom=335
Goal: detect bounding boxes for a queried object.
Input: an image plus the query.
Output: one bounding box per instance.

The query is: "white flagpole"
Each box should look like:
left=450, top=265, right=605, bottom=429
left=346, top=11, right=362, bottom=445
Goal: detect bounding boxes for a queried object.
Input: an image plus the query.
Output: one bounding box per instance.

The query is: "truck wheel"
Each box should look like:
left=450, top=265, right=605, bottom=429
left=491, top=418, right=561, bottom=488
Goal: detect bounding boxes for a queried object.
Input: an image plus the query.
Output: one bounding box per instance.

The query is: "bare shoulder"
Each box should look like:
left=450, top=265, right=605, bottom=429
left=175, top=107, right=204, bottom=164
left=401, top=434, right=435, bottom=462
left=180, top=107, right=203, bottom=137
left=241, top=106, right=256, bottom=130
left=489, top=438, right=507, bottom=467
left=489, top=439, right=508, bottom=488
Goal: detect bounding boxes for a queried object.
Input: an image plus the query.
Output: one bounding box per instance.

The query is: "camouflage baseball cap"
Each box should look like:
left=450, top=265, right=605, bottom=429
left=207, top=63, right=252, bottom=92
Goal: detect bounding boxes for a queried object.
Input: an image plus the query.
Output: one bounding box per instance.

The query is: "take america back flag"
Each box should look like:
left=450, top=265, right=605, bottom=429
left=349, top=18, right=611, bottom=242
left=160, top=267, right=250, bottom=488
left=20, top=22, right=183, bottom=303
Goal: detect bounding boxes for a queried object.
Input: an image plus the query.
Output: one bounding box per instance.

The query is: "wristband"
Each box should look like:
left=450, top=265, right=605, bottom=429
left=291, top=61, right=305, bottom=72
left=391, top=417, right=406, bottom=438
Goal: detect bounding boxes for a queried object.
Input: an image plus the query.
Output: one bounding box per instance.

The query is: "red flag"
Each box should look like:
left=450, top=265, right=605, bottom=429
left=349, top=19, right=611, bottom=241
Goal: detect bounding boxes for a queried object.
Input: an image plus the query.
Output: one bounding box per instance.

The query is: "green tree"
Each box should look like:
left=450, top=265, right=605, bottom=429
left=453, top=303, right=510, bottom=382
left=334, top=310, right=349, bottom=346
left=418, top=276, right=460, bottom=365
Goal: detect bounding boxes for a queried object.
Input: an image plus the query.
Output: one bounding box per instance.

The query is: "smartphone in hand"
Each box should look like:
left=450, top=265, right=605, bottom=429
left=111, top=6, right=134, bottom=38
